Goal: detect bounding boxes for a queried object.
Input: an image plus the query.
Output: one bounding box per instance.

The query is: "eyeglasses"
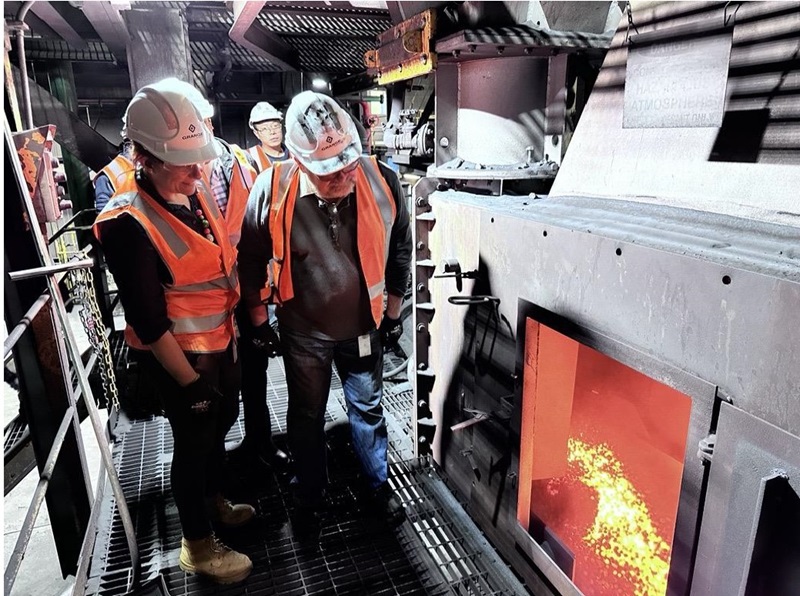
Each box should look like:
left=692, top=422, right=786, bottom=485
left=161, top=160, right=213, bottom=173
left=255, top=122, right=282, bottom=133
left=320, top=161, right=359, bottom=180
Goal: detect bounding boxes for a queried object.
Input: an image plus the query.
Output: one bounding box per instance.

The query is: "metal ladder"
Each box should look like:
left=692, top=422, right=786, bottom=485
left=3, top=116, right=140, bottom=595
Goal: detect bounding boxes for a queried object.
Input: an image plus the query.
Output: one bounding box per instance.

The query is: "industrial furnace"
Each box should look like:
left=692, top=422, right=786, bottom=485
left=413, top=2, right=800, bottom=595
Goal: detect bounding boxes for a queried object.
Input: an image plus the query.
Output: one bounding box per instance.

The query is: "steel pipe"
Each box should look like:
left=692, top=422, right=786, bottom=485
left=8, top=259, right=95, bottom=281
left=15, top=1, right=35, bottom=130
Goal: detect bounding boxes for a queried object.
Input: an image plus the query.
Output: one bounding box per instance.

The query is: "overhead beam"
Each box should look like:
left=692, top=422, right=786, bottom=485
left=29, top=1, right=88, bottom=50
left=80, top=1, right=130, bottom=65
left=229, top=0, right=300, bottom=71
left=18, top=12, right=59, bottom=40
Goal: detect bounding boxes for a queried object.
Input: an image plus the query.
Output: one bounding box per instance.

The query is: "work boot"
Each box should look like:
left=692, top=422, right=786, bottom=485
left=209, top=494, right=256, bottom=527
left=371, top=483, right=406, bottom=527
left=178, top=534, right=253, bottom=584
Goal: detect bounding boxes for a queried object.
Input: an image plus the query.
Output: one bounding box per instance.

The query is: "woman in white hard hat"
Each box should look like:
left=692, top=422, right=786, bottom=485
left=247, top=101, right=290, bottom=173
left=93, top=80, right=253, bottom=584
left=162, top=81, right=291, bottom=474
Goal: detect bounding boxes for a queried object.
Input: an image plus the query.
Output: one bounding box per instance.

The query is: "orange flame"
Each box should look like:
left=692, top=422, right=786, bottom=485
left=568, top=438, right=670, bottom=596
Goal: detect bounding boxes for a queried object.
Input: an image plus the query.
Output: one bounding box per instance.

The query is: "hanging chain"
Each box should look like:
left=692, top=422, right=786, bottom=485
left=69, top=267, right=120, bottom=411
left=624, top=2, right=640, bottom=46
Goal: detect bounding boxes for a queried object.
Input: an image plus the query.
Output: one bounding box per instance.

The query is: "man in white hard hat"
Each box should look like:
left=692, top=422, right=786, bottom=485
left=247, top=101, right=290, bottom=173
left=93, top=79, right=254, bottom=584
left=238, top=91, right=411, bottom=527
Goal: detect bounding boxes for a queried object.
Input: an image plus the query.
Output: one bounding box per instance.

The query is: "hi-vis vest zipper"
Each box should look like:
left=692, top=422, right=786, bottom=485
left=93, top=185, right=239, bottom=353
left=265, top=155, right=396, bottom=327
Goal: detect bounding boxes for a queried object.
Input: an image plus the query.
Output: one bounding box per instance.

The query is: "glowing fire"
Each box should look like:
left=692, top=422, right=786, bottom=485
left=568, top=438, right=670, bottom=596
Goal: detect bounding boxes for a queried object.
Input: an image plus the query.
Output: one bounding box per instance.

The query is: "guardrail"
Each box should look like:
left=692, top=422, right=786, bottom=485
left=3, top=118, right=139, bottom=595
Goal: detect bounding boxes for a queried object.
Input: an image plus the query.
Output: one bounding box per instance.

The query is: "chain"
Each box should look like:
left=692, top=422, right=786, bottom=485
left=69, top=267, right=120, bottom=411
left=624, top=2, right=639, bottom=46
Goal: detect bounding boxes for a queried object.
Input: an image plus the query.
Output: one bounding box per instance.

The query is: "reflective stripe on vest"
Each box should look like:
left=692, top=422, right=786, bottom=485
left=97, top=155, right=135, bottom=195
left=93, top=185, right=239, bottom=353
left=267, top=156, right=396, bottom=326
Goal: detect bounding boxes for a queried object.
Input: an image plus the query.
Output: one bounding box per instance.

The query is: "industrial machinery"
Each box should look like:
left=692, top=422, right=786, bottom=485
left=412, top=2, right=800, bottom=595
left=4, top=1, right=800, bottom=596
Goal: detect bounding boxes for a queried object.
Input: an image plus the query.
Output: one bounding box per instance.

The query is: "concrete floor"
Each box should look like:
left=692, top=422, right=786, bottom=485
left=4, top=309, right=108, bottom=596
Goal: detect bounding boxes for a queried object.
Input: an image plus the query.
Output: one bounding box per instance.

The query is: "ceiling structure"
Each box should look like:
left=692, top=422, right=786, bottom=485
left=4, top=0, right=394, bottom=103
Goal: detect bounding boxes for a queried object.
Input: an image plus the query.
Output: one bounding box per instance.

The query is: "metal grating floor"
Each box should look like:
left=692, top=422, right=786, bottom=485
left=85, top=357, right=528, bottom=596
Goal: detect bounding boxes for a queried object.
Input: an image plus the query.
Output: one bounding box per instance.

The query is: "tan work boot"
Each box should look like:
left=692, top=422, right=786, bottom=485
left=179, top=534, right=252, bottom=584
left=209, top=494, right=256, bottom=527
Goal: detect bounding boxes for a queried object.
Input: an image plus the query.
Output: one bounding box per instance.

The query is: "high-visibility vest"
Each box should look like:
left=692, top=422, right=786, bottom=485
left=266, top=156, right=396, bottom=327
left=247, top=144, right=286, bottom=174
left=222, top=145, right=257, bottom=248
left=93, top=185, right=239, bottom=353
left=96, top=154, right=136, bottom=195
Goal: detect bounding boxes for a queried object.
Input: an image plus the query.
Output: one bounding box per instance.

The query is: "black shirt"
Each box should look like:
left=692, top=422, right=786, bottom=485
left=238, top=159, right=412, bottom=341
left=97, top=172, right=211, bottom=344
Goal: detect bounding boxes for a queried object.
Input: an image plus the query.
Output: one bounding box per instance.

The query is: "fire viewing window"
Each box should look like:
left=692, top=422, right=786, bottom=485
left=517, top=316, right=693, bottom=596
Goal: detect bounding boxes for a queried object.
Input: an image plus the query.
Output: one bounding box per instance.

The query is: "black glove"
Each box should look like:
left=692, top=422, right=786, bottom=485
left=252, top=321, right=282, bottom=357
left=183, top=375, right=222, bottom=415
left=379, top=314, right=403, bottom=350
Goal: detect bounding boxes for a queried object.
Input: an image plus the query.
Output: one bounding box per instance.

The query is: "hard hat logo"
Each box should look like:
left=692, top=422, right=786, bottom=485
left=285, top=91, right=362, bottom=176
left=123, top=79, right=220, bottom=166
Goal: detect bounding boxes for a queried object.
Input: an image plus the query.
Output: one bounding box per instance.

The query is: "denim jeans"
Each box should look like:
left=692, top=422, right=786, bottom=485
left=281, top=327, right=387, bottom=500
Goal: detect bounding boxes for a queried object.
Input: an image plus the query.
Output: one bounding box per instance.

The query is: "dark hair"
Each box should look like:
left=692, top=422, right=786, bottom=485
left=131, top=142, right=163, bottom=171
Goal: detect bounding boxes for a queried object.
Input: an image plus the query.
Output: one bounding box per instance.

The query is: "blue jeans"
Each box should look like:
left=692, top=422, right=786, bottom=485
left=281, top=327, right=387, bottom=500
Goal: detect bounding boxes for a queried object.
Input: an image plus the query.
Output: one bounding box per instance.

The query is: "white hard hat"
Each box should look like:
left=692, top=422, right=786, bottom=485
left=122, top=80, right=220, bottom=166
left=249, top=101, right=283, bottom=129
left=284, top=91, right=362, bottom=176
left=156, top=77, right=214, bottom=120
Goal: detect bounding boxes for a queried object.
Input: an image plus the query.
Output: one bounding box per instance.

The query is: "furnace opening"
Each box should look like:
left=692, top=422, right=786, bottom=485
left=517, top=317, right=692, bottom=596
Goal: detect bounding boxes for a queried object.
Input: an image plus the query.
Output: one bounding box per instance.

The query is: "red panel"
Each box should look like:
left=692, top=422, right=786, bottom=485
left=518, top=319, right=579, bottom=527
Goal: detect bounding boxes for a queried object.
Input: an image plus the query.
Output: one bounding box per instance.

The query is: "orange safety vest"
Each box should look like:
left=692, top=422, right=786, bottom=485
left=93, top=185, right=239, bottom=353
left=247, top=144, right=286, bottom=174
left=266, top=156, right=396, bottom=327
left=96, top=154, right=136, bottom=195
left=221, top=145, right=257, bottom=248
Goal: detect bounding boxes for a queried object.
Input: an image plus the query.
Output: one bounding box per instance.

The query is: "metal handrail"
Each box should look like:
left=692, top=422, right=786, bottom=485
left=47, top=208, right=98, bottom=245
left=3, top=293, right=51, bottom=360
left=8, top=259, right=95, bottom=282
left=4, top=406, right=76, bottom=592
left=4, top=117, right=140, bottom=594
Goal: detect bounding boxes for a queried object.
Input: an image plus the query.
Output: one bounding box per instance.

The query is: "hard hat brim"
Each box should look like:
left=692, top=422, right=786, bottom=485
left=298, top=143, right=361, bottom=177
left=157, top=137, right=221, bottom=166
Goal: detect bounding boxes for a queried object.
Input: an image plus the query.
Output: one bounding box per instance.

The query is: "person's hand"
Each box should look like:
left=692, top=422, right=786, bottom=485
left=183, top=375, right=222, bottom=415
left=252, top=321, right=282, bottom=357
left=379, top=314, right=403, bottom=350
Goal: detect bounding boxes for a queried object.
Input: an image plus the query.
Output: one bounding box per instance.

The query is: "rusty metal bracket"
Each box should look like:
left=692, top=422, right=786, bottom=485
left=365, top=9, right=436, bottom=85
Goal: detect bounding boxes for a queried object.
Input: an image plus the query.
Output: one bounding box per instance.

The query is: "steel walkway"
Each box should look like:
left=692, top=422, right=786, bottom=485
left=84, top=341, right=528, bottom=596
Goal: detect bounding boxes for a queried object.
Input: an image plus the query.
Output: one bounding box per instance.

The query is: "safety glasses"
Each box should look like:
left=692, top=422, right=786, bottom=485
left=161, top=159, right=213, bottom=173
left=255, top=122, right=282, bottom=133
left=320, top=160, right=359, bottom=180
